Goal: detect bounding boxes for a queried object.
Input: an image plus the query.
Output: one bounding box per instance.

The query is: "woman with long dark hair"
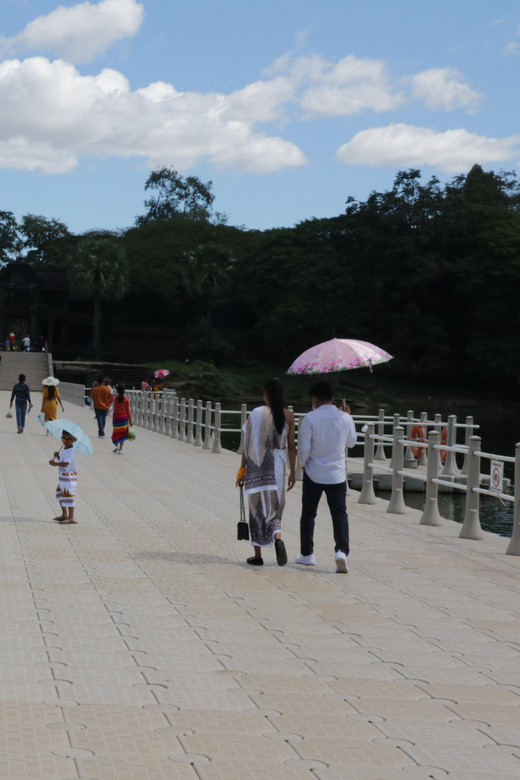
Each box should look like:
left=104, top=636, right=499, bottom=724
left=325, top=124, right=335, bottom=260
left=112, top=383, right=132, bottom=454
left=236, top=378, right=296, bottom=566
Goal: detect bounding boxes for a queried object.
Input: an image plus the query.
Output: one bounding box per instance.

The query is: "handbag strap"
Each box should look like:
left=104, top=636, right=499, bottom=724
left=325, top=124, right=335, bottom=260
left=239, top=485, right=247, bottom=523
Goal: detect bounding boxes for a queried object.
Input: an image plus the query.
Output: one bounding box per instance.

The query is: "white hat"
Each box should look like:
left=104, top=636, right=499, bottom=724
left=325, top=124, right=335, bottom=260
left=42, top=376, right=60, bottom=386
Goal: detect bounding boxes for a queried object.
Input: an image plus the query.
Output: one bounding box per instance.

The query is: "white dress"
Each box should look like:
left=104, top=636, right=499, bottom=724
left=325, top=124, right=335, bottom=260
left=56, top=447, right=78, bottom=508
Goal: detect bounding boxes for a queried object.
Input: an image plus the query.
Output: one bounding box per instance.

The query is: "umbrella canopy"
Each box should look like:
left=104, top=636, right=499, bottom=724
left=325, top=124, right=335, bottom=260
left=43, top=420, right=94, bottom=456
left=154, top=369, right=170, bottom=379
left=287, top=338, right=393, bottom=375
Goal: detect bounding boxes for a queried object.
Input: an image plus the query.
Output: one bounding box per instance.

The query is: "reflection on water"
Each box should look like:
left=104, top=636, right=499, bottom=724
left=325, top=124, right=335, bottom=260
left=376, top=490, right=514, bottom=538
left=219, top=401, right=519, bottom=539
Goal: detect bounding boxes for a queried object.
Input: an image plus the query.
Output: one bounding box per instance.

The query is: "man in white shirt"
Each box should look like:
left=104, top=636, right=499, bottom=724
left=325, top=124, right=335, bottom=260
left=22, top=335, right=31, bottom=352
left=296, top=381, right=357, bottom=573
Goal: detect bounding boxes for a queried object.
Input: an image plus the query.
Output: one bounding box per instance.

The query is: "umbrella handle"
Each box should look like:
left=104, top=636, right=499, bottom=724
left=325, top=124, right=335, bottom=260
left=54, top=444, right=64, bottom=460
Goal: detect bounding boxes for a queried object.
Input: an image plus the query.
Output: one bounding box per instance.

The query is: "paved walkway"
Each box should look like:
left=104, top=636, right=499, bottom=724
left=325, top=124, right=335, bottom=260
left=1, top=391, right=520, bottom=779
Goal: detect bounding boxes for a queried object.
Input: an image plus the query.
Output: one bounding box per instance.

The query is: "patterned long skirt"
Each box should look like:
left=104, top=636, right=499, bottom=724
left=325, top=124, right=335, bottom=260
left=248, top=488, right=284, bottom=548
left=112, top=412, right=129, bottom=445
left=56, top=472, right=78, bottom=508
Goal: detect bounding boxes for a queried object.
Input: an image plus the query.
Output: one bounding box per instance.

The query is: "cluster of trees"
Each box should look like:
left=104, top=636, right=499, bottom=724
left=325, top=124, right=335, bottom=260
left=3, top=164, right=520, bottom=385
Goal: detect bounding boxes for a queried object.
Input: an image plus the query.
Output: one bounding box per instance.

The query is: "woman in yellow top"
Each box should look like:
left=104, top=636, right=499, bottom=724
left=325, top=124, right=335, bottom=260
left=41, top=377, right=65, bottom=432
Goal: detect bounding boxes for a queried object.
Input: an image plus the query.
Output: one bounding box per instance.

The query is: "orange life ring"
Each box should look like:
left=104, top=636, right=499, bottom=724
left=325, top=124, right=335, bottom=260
left=411, top=424, right=426, bottom=458
left=440, top=426, right=448, bottom=464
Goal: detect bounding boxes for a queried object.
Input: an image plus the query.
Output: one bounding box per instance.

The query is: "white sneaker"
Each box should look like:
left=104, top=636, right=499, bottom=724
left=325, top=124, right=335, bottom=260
left=335, top=551, right=349, bottom=573
left=295, top=553, right=316, bottom=566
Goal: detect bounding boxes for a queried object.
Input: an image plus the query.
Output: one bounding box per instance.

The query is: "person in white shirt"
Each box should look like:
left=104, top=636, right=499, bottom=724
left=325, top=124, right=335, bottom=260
left=296, top=381, right=357, bottom=573
left=22, top=335, right=31, bottom=352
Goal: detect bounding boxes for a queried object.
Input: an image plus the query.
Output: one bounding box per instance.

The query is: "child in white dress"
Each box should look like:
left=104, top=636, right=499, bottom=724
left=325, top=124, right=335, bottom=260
left=49, top=431, right=78, bottom=524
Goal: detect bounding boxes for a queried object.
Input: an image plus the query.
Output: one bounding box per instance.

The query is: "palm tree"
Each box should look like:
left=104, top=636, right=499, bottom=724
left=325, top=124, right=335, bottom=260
left=68, top=235, right=128, bottom=360
left=184, top=243, right=233, bottom=362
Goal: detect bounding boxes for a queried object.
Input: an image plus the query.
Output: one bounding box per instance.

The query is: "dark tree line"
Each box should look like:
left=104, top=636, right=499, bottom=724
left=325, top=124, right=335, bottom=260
left=3, top=164, right=520, bottom=383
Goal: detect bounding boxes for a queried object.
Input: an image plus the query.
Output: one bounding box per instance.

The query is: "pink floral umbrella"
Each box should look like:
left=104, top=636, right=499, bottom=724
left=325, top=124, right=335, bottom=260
left=154, top=369, right=171, bottom=379
left=287, top=338, right=393, bottom=375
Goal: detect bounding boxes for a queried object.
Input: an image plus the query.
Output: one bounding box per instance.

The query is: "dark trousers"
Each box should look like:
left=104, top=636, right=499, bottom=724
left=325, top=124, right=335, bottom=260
left=300, top=472, right=349, bottom=556
left=15, top=402, right=27, bottom=430
left=95, top=408, right=108, bottom=437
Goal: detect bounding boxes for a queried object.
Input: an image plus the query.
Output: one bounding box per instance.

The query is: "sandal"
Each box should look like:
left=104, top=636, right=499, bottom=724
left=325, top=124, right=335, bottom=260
left=53, top=516, right=66, bottom=522
left=59, top=519, right=77, bottom=524
left=246, top=556, right=263, bottom=566
left=275, top=539, right=288, bottom=567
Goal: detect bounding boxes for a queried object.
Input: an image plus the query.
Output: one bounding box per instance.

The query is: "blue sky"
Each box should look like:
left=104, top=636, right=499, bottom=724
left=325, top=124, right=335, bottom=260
left=1, top=0, right=520, bottom=234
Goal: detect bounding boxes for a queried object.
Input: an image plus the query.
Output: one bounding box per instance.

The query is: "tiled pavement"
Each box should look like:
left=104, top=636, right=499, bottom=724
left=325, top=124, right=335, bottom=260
left=1, top=390, right=520, bottom=780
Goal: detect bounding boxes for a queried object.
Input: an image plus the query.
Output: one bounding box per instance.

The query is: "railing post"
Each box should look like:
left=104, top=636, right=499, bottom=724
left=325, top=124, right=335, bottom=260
left=387, top=426, right=407, bottom=514
left=212, top=402, right=222, bottom=453
left=154, top=396, right=160, bottom=433
left=374, top=408, right=386, bottom=461
left=171, top=396, right=179, bottom=439
left=203, top=401, right=212, bottom=449
left=358, top=424, right=377, bottom=504
left=158, top=396, right=166, bottom=434
left=418, top=411, right=428, bottom=466
left=145, top=394, right=152, bottom=429
left=420, top=430, right=442, bottom=526
left=164, top=397, right=172, bottom=436
left=237, top=404, right=247, bottom=455
left=178, top=398, right=186, bottom=442
left=461, top=415, right=474, bottom=476
left=185, top=399, right=195, bottom=444
left=442, top=415, right=457, bottom=476
left=459, top=435, right=483, bottom=540
left=506, top=443, right=520, bottom=555
left=404, top=409, right=417, bottom=469
left=194, top=400, right=203, bottom=446
left=389, top=413, right=400, bottom=468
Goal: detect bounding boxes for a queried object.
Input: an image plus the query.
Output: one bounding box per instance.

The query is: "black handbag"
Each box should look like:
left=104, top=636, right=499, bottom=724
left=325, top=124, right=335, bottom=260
left=237, top=485, right=250, bottom=541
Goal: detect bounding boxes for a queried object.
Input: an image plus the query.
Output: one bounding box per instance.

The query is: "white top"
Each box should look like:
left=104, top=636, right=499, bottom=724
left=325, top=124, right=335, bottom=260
left=298, top=404, right=357, bottom=485
left=22, top=337, right=30, bottom=347
left=59, top=446, right=78, bottom=475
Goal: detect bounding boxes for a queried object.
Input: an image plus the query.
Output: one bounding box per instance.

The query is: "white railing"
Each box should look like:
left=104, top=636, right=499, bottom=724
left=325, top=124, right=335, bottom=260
left=58, top=381, right=87, bottom=406
left=356, top=422, right=520, bottom=556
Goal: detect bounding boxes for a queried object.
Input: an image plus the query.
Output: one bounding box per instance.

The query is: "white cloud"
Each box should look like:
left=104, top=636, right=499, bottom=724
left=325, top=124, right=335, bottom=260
left=0, top=0, right=144, bottom=64
left=0, top=57, right=307, bottom=174
left=301, top=55, right=404, bottom=117
left=336, top=124, right=520, bottom=172
left=408, top=68, right=483, bottom=111
left=264, top=52, right=404, bottom=117
left=504, top=42, right=519, bottom=54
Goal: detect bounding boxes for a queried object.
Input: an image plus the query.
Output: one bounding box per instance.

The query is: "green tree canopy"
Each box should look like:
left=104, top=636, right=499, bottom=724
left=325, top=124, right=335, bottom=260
left=135, top=167, right=216, bottom=225
left=0, top=211, right=20, bottom=264
left=68, top=234, right=128, bottom=359
left=19, top=214, right=72, bottom=266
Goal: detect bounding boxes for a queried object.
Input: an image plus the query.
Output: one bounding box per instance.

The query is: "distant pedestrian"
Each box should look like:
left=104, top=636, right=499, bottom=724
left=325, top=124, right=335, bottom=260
left=296, top=381, right=357, bottom=573
left=141, top=377, right=151, bottom=391
left=10, top=373, right=33, bottom=433
left=49, top=430, right=78, bottom=524
left=89, top=377, right=113, bottom=438
left=41, top=378, right=65, bottom=433
left=8, top=332, right=15, bottom=351
left=236, top=378, right=296, bottom=567
left=22, top=335, right=31, bottom=352
left=112, top=384, right=133, bottom=454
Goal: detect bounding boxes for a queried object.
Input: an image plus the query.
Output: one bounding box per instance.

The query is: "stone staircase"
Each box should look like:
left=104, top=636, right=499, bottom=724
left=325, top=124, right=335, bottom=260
left=0, top=351, right=52, bottom=392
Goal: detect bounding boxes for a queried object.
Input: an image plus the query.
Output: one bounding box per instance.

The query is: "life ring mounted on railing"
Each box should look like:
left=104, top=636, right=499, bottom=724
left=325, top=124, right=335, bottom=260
left=440, top=426, right=448, bottom=464
left=411, top=424, right=426, bottom=458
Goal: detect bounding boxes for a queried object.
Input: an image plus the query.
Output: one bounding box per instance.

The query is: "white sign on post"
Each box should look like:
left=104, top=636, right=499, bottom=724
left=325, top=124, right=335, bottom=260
left=490, top=459, right=504, bottom=494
